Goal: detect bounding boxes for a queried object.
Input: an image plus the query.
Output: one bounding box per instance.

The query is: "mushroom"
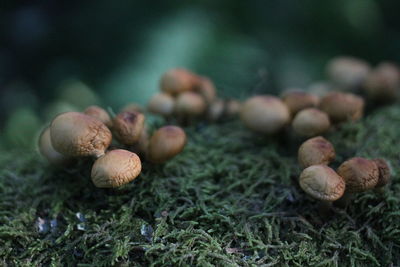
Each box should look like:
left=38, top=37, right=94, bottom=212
left=373, top=158, right=391, bottom=188
left=298, top=136, right=335, bottom=169
left=84, top=105, right=112, bottom=128
left=38, top=126, right=69, bottom=165
left=147, top=93, right=175, bottom=117
left=292, top=108, right=330, bottom=137
left=299, top=165, right=346, bottom=213
left=319, top=92, right=364, bottom=123
left=240, top=95, right=290, bottom=134
left=130, top=125, right=150, bottom=158
left=91, top=149, right=142, bottom=188
left=113, top=111, right=145, bottom=145
left=50, top=112, right=112, bottom=158
left=326, top=56, right=371, bottom=91
left=281, top=90, right=320, bottom=115
left=147, top=126, right=187, bottom=164
left=175, top=91, right=207, bottom=120
left=224, top=99, right=241, bottom=118
left=337, top=157, right=379, bottom=193
left=364, top=62, right=400, bottom=103
left=207, top=99, right=225, bottom=122
left=120, top=103, right=144, bottom=114
left=160, top=68, right=199, bottom=95
left=195, top=77, right=217, bottom=104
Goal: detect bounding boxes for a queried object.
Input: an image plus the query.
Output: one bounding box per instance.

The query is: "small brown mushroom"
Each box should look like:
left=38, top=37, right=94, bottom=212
left=147, top=93, right=175, bottom=117
left=224, top=99, right=241, bottom=118
left=300, top=165, right=346, bottom=201
left=326, top=56, right=371, bottom=91
left=91, top=149, right=142, bottom=188
left=38, top=126, right=69, bottom=165
left=113, top=111, right=145, bottom=145
left=281, top=90, right=320, bottom=115
left=50, top=112, right=112, bottom=158
left=175, top=91, right=207, bottom=120
left=372, top=158, right=391, bottom=188
left=364, top=62, right=400, bottom=103
left=240, top=95, right=290, bottom=134
left=207, top=99, right=225, bottom=122
left=337, top=157, right=379, bottom=193
left=147, top=126, right=187, bottom=164
left=160, top=68, right=199, bottom=95
left=195, top=77, right=217, bottom=104
left=298, top=136, right=335, bottom=169
left=292, top=108, right=330, bottom=137
left=319, top=92, right=364, bottom=123
left=84, top=105, right=112, bottom=128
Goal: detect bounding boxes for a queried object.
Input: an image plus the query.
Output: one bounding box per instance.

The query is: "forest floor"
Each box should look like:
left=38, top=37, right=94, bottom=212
left=1, top=104, right=400, bottom=266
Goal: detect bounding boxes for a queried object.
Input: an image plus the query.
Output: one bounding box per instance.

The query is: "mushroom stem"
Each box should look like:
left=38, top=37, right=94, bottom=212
left=334, top=192, right=353, bottom=208
left=317, top=200, right=333, bottom=216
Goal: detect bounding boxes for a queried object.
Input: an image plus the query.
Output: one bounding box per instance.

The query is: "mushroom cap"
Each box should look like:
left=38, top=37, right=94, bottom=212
left=120, top=103, right=144, bottom=114
left=292, top=108, right=330, bottom=137
left=50, top=112, right=112, bottom=158
left=319, top=92, right=364, bottom=123
left=364, top=62, right=400, bottom=102
left=148, top=126, right=187, bottom=164
left=326, top=56, right=371, bottom=91
left=298, top=136, right=335, bottom=169
left=147, top=93, right=175, bottom=117
left=240, top=95, right=290, bottom=134
left=113, top=111, right=145, bottom=145
left=38, top=126, right=69, bottom=165
left=337, top=157, right=379, bottom=193
left=84, top=105, right=112, bottom=128
left=207, top=99, right=225, bottom=122
left=281, top=90, right=320, bottom=115
left=300, top=165, right=346, bottom=201
left=175, top=91, right=207, bottom=118
left=372, top=158, right=391, bottom=188
left=195, top=77, right=217, bottom=104
left=225, top=99, right=241, bottom=117
left=160, top=68, right=199, bottom=95
left=91, top=149, right=142, bottom=188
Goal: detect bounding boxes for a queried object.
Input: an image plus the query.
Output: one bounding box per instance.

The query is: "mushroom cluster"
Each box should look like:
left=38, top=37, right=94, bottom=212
left=38, top=106, right=187, bottom=188
left=298, top=136, right=391, bottom=208
left=147, top=68, right=241, bottom=123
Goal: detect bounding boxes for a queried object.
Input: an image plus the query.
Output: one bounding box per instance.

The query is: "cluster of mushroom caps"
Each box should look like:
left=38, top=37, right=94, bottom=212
left=147, top=68, right=241, bottom=123
left=298, top=136, right=391, bottom=208
left=38, top=107, right=187, bottom=188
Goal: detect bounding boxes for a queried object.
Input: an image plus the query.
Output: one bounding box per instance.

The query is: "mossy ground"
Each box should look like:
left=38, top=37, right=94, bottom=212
left=1, top=104, right=400, bottom=266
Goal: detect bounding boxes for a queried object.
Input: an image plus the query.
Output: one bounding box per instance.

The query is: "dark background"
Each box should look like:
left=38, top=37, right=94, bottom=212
left=1, top=0, right=400, bottom=147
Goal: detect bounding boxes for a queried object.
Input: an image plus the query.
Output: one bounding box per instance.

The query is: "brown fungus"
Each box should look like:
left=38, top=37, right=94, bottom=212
left=298, top=136, right=335, bottom=169
left=113, top=111, right=145, bottom=145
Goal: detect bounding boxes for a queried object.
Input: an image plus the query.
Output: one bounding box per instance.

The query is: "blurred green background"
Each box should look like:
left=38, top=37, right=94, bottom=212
left=1, top=0, right=399, bottom=149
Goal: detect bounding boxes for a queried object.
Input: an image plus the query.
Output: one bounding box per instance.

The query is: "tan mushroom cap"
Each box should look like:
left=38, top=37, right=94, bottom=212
left=195, top=77, right=217, bottom=104
left=326, top=56, right=371, bottom=91
left=372, top=158, right=391, bottom=188
left=337, top=157, right=379, bottom=193
left=300, top=165, right=346, bottom=201
left=50, top=112, right=112, bottom=158
left=113, top=111, right=145, bottom=145
left=364, top=62, right=400, bottom=102
left=84, top=105, right=112, bottom=128
left=160, top=68, right=199, bottom=95
left=240, top=95, right=290, bottom=134
left=281, top=90, right=320, bottom=115
left=207, top=99, right=225, bottom=122
left=298, top=136, right=335, bottom=169
left=320, top=92, right=364, bottom=123
left=148, top=126, right=187, bottom=164
left=38, top=126, right=69, bottom=165
left=147, top=93, right=175, bottom=117
left=91, top=149, right=142, bottom=188
left=292, top=108, right=330, bottom=137
left=175, top=91, right=207, bottom=118
left=120, top=103, right=144, bottom=114
left=225, top=99, right=241, bottom=117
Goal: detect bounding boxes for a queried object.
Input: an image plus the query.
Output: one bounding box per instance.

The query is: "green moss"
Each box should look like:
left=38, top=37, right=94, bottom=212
left=1, top=104, right=400, bottom=266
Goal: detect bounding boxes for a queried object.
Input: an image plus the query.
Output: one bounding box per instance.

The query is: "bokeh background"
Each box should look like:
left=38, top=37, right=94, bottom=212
left=1, top=0, right=399, bottom=149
